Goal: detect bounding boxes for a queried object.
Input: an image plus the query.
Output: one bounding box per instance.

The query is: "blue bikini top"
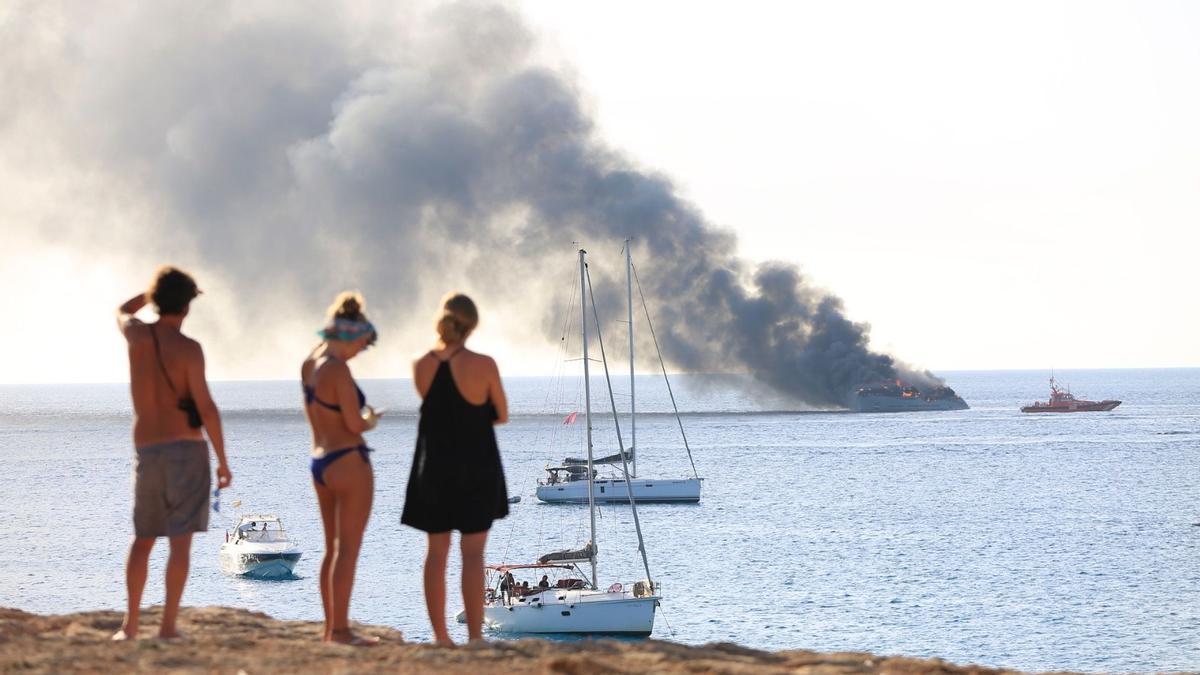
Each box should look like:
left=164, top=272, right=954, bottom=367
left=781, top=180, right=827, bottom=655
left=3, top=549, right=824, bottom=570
left=303, top=383, right=366, bottom=412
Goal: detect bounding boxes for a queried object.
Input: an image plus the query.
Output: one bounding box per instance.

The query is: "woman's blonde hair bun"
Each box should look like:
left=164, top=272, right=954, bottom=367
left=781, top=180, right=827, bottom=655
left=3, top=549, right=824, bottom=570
left=436, top=292, right=478, bottom=343
left=329, top=291, right=368, bottom=322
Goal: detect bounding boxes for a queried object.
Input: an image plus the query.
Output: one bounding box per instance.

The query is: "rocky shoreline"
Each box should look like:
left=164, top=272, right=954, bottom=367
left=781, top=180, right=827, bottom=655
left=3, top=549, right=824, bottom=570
left=0, top=606, right=1020, bottom=674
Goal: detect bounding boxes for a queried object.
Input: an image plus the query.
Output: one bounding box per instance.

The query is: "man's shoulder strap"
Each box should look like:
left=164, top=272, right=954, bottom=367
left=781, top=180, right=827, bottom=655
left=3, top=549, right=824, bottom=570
left=150, top=324, right=179, bottom=396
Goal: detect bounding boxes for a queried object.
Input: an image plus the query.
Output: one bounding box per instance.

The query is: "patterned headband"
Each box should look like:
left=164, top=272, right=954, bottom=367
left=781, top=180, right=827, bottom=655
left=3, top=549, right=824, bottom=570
left=318, top=318, right=377, bottom=342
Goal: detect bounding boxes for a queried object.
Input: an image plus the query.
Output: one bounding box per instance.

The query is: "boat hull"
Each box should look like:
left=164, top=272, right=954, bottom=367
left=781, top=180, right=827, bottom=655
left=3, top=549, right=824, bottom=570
left=219, top=548, right=302, bottom=579
left=537, top=477, right=701, bottom=504
left=483, top=591, right=657, bottom=635
left=850, top=396, right=969, bottom=413
left=1021, top=400, right=1122, bottom=413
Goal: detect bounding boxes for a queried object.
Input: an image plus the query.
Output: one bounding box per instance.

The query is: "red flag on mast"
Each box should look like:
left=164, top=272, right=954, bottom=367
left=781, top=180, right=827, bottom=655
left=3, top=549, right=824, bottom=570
left=562, top=411, right=578, bottom=425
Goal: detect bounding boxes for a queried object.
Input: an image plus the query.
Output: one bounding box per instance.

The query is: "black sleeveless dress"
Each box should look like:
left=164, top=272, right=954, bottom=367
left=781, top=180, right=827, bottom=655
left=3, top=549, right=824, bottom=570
left=401, top=351, right=509, bottom=534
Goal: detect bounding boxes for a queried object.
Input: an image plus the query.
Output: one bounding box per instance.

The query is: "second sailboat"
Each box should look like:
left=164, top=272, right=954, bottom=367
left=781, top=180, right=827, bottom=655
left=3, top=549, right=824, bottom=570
left=537, top=239, right=703, bottom=504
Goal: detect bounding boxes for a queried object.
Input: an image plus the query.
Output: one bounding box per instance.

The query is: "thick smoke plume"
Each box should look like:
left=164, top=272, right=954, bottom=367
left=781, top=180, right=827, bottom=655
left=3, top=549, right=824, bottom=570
left=2, top=1, right=944, bottom=407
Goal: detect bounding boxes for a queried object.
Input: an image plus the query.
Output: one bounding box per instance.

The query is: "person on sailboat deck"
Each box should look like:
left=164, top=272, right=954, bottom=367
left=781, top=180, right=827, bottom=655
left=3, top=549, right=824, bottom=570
left=402, top=292, right=509, bottom=646
left=539, top=575, right=550, bottom=589
left=499, top=570, right=514, bottom=603
left=302, top=291, right=381, bottom=646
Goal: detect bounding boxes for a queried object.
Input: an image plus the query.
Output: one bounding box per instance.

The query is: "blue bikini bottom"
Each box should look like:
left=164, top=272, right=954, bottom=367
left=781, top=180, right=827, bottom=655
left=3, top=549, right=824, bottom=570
left=311, top=445, right=372, bottom=486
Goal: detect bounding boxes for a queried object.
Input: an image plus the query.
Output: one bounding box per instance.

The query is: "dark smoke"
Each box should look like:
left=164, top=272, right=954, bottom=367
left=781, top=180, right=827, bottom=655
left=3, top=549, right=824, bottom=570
left=3, top=1, right=945, bottom=407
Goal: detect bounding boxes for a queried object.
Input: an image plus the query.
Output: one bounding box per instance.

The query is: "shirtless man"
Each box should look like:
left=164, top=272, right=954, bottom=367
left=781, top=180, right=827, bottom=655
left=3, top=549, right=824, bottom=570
left=112, top=266, right=232, bottom=640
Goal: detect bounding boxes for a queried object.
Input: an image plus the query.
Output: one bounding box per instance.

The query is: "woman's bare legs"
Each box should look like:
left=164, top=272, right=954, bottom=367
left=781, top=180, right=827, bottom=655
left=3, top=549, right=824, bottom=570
left=460, top=531, right=489, bottom=642
left=314, top=480, right=337, bottom=641
left=318, top=453, right=375, bottom=645
left=423, top=532, right=454, bottom=646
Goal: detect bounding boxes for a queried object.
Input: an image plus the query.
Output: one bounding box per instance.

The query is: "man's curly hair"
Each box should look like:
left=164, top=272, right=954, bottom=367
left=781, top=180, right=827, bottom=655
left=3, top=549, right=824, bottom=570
left=148, top=266, right=199, bottom=316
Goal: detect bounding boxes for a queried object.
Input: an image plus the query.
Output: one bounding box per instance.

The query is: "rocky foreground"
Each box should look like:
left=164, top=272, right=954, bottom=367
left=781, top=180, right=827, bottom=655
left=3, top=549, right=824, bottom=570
left=0, top=606, right=1020, bottom=674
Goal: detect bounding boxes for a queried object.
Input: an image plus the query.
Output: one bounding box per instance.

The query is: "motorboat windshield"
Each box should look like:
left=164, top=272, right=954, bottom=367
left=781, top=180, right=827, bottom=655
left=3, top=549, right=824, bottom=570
left=232, top=515, right=290, bottom=543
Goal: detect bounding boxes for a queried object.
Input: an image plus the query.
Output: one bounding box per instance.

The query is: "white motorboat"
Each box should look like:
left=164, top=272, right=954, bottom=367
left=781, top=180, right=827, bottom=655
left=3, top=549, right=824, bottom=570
left=537, top=240, right=702, bottom=504
left=219, top=515, right=302, bottom=580
left=483, top=248, right=660, bottom=635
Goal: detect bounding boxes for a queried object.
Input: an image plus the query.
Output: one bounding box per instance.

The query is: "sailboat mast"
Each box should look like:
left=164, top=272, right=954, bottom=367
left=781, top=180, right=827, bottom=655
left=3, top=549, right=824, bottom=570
left=584, top=263, right=655, bottom=592
left=580, top=248, right=598, bottom=590
left=626, top=238, right=636, bottom=478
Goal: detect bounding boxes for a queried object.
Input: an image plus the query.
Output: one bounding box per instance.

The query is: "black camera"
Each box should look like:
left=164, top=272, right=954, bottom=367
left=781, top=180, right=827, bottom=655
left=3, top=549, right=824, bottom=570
left=179, top=397, right=203, bottom=429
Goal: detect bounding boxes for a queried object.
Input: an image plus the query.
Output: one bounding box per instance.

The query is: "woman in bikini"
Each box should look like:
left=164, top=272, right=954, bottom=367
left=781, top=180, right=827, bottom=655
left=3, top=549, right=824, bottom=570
left=301, top=291, right=381, bottom=645
left=402, top=293, right=509, bottom=645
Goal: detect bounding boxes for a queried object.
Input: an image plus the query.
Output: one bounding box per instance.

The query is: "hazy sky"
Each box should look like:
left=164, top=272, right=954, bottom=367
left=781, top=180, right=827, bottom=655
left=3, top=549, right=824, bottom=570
left=516, top=0, right=1200, bottom=370
left=1, top=1, right=1197, bottom=384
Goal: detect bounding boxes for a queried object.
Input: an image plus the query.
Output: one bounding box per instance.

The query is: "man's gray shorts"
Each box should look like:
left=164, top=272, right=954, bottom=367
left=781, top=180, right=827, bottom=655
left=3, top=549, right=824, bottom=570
left=132, top=439, right=211, bottom=538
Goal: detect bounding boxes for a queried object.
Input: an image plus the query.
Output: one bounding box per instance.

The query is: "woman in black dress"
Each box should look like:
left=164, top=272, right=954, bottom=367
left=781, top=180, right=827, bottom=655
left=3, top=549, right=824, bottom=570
left=402, top=293, right=509, bottom=645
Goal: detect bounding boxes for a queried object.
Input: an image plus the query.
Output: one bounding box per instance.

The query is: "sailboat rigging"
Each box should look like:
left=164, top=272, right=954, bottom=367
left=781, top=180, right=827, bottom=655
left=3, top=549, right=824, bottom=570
left=478, top=248, right=660, bottom=635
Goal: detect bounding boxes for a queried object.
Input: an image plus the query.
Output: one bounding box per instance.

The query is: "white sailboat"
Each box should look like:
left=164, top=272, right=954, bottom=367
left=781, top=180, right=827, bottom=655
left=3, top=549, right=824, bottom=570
left=481, top=248, right=660, bottom=635
left=537, top=239, right=702, bottom=504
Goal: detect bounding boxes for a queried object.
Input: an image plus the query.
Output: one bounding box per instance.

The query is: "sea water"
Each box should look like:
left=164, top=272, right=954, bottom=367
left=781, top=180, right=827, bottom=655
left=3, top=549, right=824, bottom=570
left=0, top=369, right=1197, bottom=672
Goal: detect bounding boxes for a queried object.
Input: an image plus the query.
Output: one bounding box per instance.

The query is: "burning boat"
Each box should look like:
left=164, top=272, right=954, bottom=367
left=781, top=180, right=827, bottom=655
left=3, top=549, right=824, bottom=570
left=849, top=379, right=969, bottom=413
